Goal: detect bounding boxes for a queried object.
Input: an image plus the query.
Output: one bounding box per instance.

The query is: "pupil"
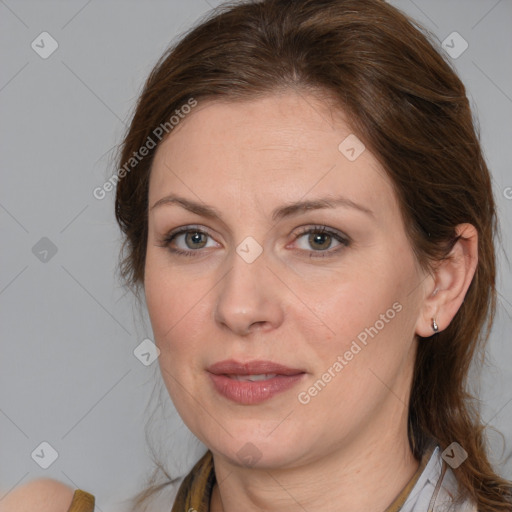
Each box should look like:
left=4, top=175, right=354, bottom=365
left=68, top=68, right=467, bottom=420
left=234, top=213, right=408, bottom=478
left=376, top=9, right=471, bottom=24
left=187, top=232, right=205, bottom=248
left=310, top=232, right=330, bottom=250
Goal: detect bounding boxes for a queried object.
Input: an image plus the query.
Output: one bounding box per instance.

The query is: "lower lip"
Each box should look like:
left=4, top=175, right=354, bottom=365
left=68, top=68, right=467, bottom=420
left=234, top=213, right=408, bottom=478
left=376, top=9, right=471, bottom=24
left=208, top=372, right=306, bottom=405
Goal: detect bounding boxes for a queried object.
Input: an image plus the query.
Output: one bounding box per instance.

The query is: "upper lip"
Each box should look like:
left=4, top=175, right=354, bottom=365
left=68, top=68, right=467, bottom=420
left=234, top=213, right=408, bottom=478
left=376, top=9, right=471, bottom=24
left=207, top=359, right=305, bottom=376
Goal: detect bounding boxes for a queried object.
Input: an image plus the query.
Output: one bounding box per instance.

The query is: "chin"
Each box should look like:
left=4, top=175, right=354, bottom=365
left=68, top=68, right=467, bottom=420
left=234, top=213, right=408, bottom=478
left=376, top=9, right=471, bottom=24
left=206, top=432, right=306, bottom=470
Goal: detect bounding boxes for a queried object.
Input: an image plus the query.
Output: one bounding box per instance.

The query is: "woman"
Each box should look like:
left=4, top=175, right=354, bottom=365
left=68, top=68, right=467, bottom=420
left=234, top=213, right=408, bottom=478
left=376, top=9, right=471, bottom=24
left=8, top=0, right=510, bottom=511
left=114, top=1, right=512, bottom=510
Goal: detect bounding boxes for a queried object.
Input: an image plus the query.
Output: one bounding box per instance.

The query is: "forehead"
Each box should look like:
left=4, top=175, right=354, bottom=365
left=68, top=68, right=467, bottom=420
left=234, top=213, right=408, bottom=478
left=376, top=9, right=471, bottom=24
left=148, top=92, right=397, bottom=220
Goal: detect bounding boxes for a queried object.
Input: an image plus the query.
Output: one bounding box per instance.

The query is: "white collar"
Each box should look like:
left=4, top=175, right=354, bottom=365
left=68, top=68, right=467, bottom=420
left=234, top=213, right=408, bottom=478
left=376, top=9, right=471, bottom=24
left=399, top=446, right=477, bottom=512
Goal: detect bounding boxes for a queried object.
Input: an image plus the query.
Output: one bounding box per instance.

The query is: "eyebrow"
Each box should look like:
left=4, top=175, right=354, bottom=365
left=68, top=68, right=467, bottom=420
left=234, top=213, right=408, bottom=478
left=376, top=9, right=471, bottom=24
left=150, top=193, right=374, bottom=221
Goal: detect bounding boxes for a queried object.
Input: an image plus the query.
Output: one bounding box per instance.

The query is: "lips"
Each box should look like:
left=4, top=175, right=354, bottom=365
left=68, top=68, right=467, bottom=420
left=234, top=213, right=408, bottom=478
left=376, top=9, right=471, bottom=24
left=206, top=359, right=306, bottom=405
left=206, top=359, right=305, bottom=376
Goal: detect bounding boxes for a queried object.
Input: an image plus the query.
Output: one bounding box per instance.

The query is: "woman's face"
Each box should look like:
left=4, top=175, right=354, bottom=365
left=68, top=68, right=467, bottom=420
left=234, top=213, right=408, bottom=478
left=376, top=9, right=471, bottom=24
left=144, top=91, right=430, bottom=468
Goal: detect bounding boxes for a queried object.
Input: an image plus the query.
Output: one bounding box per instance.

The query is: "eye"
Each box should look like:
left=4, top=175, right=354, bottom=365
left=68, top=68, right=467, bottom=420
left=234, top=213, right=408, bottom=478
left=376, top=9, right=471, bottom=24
left=158, top=226, right=218, bottom=257
left=292, top=225, right=350, bottom=258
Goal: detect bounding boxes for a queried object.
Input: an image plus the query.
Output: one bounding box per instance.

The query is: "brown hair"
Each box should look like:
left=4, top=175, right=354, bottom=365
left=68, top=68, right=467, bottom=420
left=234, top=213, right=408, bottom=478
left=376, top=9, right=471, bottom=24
left=114, top=0, right=512, bottom=509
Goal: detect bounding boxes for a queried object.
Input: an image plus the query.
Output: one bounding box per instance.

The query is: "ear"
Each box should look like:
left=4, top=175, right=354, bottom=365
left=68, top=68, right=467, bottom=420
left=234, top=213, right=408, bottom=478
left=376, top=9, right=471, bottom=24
left=415, top=223, right=478, bottom=337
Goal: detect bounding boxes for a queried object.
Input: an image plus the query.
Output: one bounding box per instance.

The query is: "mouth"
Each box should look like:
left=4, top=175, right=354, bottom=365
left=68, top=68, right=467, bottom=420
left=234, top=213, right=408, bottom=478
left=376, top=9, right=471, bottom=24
left=224, top=373, right=281, bottom=381
left=206, top=359, right=306, bottom=405
left=207, top=359, right=306, bottom=376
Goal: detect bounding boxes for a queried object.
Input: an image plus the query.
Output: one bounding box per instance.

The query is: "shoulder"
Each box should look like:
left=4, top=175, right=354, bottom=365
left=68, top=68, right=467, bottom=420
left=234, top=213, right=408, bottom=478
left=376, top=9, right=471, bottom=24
left=0, top=478, right=75, bottom=512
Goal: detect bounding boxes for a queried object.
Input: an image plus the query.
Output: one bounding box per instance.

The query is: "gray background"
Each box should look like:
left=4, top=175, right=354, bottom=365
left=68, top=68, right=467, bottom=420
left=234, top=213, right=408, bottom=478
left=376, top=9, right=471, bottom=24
left=1, top=0, right=511, bottom=510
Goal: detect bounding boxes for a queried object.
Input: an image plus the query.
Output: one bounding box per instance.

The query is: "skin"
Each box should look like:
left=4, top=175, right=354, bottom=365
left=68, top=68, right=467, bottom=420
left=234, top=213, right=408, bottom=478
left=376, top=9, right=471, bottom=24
left=0, top=478, right=75, bottom=512
left=144, top=90, right=478, bottom=512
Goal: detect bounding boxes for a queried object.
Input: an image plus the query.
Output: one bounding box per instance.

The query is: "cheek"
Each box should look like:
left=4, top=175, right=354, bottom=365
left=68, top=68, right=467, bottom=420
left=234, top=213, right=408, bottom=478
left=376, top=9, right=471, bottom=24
left=296, top=263, right=414, bottom=376
left=144, top=261, right=203, bottom=407
left=292, top=268, right=390, bottom=342
left=144, top=254, right=211, bottom=360
left=144, top=252, right=185, bottom=347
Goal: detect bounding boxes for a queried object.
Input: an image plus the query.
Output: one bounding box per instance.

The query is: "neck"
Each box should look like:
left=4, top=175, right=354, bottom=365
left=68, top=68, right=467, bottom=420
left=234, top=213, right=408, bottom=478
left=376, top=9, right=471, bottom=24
left=209, top=424, right=419, bottom=512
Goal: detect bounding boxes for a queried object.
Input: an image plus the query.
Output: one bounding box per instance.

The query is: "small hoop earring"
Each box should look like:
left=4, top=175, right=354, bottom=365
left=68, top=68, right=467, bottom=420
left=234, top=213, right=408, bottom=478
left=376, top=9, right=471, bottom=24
left=432, top=317, right=439, bottom=333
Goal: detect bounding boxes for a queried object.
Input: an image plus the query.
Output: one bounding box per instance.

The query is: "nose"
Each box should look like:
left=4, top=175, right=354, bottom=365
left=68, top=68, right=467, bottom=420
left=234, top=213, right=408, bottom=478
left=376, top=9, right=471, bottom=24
left=213, top=247, right=285, bottom=337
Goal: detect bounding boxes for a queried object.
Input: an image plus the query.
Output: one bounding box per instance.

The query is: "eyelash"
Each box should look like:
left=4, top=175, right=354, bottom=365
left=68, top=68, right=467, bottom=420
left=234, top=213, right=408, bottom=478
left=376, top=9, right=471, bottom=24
left=158, top=224, right=351, bottom=259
